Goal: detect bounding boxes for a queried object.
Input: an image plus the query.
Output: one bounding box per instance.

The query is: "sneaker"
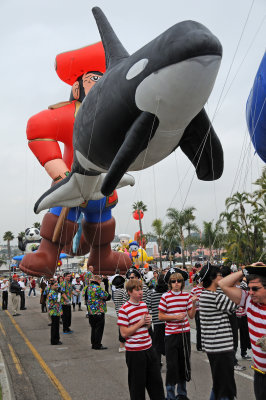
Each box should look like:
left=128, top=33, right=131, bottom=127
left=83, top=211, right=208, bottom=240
left=234, top=364, right=246, bottom=371
left=242, top=354, right=252, bottom=360
left=118, top=347, right=126, bottom=352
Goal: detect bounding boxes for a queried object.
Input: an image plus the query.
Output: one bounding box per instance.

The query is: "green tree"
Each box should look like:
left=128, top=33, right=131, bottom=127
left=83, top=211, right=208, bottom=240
left=183, top=207, right=199, bottom=263
left=151, top=218, right=164, bottom=270
left=166, top=208, right=188, bottom=267
left=3, top=231, right=15, bottom=279
left=202, top=221, right=223, bottom=262
left=132, top=201, right=147, bottom=247
left=33, top=222, right=41, bottom=230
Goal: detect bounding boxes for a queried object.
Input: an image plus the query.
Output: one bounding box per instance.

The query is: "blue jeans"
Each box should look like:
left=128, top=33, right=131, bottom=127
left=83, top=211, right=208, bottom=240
left=210, top=388, right=231, bottom=400
left=28, top=287, right=36, bottom=296
left=166, top=382, right=187, bottom=399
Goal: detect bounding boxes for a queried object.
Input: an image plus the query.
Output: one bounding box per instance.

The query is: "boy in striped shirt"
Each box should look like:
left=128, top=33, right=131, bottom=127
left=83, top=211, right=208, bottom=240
left=158, top=268, right=197, bottom=400
left=117, top=279, right=165, bottom=400
left=219, top=263, right=266, bottom=400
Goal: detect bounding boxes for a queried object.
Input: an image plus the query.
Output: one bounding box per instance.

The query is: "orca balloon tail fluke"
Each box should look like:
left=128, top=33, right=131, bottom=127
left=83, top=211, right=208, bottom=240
left=92, top=7, right=129, bottom=68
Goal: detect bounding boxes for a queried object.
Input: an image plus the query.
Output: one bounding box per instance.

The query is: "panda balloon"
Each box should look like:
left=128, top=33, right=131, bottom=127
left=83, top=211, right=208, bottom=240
left=18, top=227, right=42, bottom=253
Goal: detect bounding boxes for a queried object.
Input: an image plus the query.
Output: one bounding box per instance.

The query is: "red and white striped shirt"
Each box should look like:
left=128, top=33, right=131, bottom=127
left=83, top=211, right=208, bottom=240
left=158, top=291, right=192, bottom=335
left=117, top=301, right=152, bottom=351
left=240, top=290, right=266, bottom=372
left=191, top=285, right=203, bottom=311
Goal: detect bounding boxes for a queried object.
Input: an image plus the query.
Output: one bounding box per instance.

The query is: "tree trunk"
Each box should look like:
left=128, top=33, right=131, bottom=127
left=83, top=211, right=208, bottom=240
left=138, top=211, right=144, bottom=265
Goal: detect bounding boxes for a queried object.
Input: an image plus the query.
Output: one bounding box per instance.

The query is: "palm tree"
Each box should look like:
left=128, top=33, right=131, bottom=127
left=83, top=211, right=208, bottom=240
left=33, top=222, right=41, bottom=230
left=132, top=201, right=147, bottom=247
left=202, top=221, right=223, bottom=262
left=151, top=218, right=163, bottom=270
left=3, top=231, right=15, bottom=279
left=166, top=208, right=188, bottom=267
left=183, top=207, right=199, bottom=263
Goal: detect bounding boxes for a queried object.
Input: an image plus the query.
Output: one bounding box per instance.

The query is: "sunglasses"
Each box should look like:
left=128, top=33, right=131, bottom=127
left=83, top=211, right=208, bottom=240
left=170, top=279, right=183, bottom=283
left=247, top=286, right=264, bottom=292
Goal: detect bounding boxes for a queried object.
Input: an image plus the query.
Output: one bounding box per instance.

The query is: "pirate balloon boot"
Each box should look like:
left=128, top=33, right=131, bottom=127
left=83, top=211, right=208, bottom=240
left=20, top=212, right=77, bottom=278
left=82, top=217, right=131, bottom=275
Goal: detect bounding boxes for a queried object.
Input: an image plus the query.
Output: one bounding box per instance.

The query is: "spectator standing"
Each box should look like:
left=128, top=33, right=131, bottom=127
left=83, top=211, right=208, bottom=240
left=48, top=280, right=62, bottom=345
left=72, top=275, right=83, bottom=311
left=147, top=274, right=168, bottom=366
left=10, top=275, right=21, bottom=316
left=158, top=267, right=196, bottom=400
left=118, top=278, right=165, bottom=400
left=87, top=275, right=111, bottom=350
left=112, top=275, right=126, bottom=352
left=199, top=263, right=237, bottom=400
left=40, top=277, right=48, bottom=313
left=1, top=278, right=9, bottom=310
left=18, top=277, right=27, bottom=310
left=191, top=280, right=203, bottom=351
left=219, top=263, right=266, bottom=400
left=28, top=277, right=36, bottom=297
left=61, top=273, right=73, bottom=334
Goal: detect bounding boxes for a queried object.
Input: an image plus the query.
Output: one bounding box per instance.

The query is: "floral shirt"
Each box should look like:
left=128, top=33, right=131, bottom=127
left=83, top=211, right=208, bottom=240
left=48, top=289, right=62, bottom=316
left=87, top=282, right=110, bottom=315
left=60, top=280, right=72, bottom=305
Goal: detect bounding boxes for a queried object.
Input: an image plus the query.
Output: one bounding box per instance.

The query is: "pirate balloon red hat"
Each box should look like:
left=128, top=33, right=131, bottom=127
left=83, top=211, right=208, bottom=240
left=55, top=42, right=106, bottom=86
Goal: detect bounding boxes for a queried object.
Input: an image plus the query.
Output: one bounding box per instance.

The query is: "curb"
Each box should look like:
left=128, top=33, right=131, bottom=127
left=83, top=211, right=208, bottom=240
left=0, top=347, right=14, bottom=400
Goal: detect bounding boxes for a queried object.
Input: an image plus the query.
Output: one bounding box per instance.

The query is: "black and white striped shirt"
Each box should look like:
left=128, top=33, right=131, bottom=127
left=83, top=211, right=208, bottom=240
left=113, top=288, right=126, bottom=316
left=147, top=290, right=165, bottom=325
left=199, top=289, right=237, bottom=353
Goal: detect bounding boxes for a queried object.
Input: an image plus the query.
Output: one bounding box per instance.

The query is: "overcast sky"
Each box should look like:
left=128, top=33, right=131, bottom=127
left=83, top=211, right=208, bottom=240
left=0, top=0, right=265, bottom=245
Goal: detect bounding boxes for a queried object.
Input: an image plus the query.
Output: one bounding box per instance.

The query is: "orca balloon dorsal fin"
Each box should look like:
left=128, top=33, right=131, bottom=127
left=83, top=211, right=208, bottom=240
left=92, top=7, right=129, bottom=68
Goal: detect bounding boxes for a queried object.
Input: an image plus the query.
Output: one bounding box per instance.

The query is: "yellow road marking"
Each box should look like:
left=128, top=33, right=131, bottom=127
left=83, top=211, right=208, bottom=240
left=7, top=343, right=22, bottom=375
left=5, top=310, right=71, bottom=400
left=0, top=322, right=6, bottom=336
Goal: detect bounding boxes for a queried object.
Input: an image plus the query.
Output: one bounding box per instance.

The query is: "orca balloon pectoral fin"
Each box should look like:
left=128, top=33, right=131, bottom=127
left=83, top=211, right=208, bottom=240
left=178, top=108, right=223, bottom=181
left=34, top=172, right=102, bottom=214
left=101, top=112, right=159, bottom=196
left=89, top=173, right=135, bottom=201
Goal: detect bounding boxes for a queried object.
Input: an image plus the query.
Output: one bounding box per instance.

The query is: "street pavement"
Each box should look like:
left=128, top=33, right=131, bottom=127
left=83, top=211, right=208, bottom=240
left=0, top=291, right=255, bottom=400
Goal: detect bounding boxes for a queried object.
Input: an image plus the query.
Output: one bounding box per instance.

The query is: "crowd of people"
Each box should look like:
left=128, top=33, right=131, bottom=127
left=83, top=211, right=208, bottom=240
left=0, top=261, right=265, bottom=400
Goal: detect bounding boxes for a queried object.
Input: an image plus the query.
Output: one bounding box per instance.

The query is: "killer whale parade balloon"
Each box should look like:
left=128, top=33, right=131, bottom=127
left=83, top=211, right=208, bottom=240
left=246, top=51, right=266, bottom=163
left=34, top=7, right=224, bottom=214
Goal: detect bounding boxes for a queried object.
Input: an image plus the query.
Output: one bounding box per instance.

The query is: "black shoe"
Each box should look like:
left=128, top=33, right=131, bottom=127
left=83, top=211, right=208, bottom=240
left=197, top=347, right=203, bottom=351
left=51, top=341, right=63, bottom=345
left=48, top=323, right=52, bottom=326
left=177, top=396, right=190, bottom=400
left=21, top=308, right=27, bottom=310
left=13, top=313, right=21, bottom=316
left=92, top=345, right=108, bottom=350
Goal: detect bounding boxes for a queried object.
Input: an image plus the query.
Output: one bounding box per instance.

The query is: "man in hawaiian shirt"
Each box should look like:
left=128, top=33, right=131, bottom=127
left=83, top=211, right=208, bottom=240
left=48, top=280, right=62, bottom=345
left=87, top=275, right=111, bottom=350
left=61, top=273, right=73, bottom=334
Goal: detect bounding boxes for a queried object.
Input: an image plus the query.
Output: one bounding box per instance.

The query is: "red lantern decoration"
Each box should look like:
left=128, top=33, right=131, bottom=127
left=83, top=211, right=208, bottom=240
left=57, top=260, right=62, bottom=267
left=133, top=210, right=144, bottom=220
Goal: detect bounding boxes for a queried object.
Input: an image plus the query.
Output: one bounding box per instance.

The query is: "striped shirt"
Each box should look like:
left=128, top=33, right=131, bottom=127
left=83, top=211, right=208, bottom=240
left=117, top=301, right=152, bottom=351
left=240, top=290, right=266, bottom=372
left=199, top=289, right=237, bottom=353
left=191, top=285, right=203, bottom=311
left=158, top=291, right=192, bottom=335
left=113, top=288, right=126, bottom=316
left=147, top=290, right=165, bottom=325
